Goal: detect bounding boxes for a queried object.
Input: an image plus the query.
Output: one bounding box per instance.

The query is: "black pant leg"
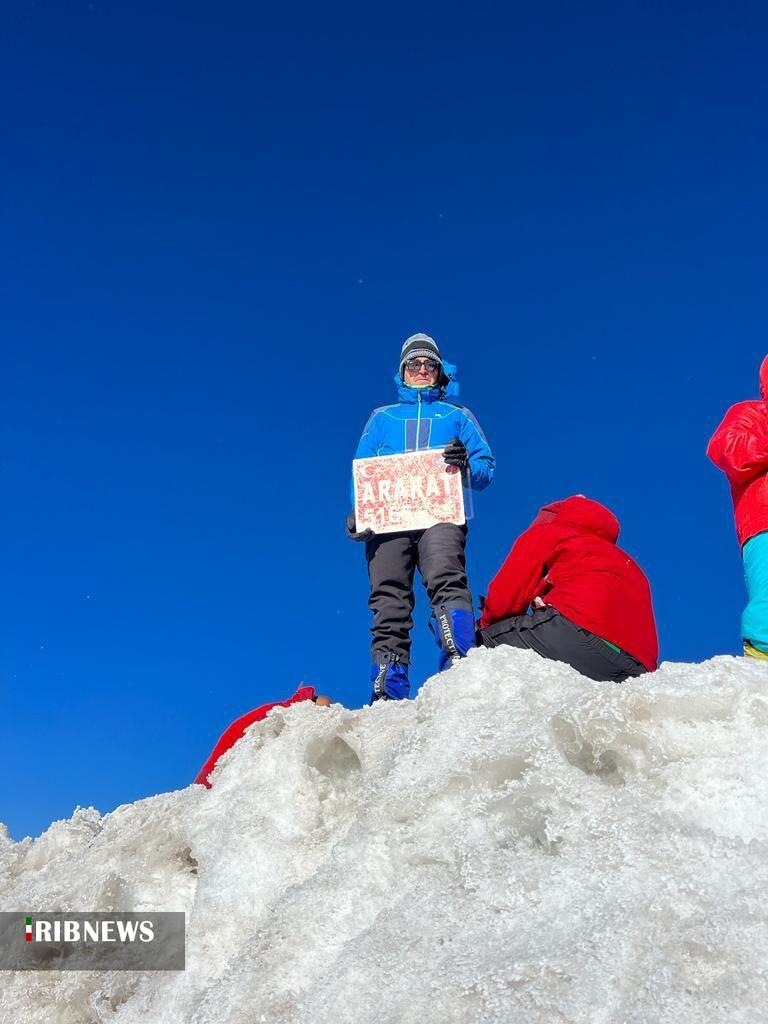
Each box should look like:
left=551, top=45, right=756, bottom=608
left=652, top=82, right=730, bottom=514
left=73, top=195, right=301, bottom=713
left=479, top=606, right=558, bottom=651
left=480, top=608, right=647, bottom=683
left=416, top=523, right=474, bottom=614
left=366, top=532, right=417, bottom=663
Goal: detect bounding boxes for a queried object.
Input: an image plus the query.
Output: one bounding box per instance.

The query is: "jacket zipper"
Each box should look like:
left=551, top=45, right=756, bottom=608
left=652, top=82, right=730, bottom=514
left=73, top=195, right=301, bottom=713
left=416, top=392, right=422, bottom=451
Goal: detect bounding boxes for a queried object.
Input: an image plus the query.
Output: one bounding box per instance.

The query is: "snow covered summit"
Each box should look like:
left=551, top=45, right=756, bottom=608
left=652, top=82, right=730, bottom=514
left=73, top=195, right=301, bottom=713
left=2, top=647, right=768, bottom=1023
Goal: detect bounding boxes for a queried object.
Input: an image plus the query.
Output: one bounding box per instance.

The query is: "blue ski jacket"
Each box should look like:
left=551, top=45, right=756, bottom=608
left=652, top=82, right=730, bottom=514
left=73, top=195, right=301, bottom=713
left=353, top=362, right=495, bottom=492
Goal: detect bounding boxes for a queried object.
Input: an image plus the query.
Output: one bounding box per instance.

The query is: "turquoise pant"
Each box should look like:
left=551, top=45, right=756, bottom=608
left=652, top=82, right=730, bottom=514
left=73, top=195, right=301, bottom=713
left=742, top=531, right=768, bottom=652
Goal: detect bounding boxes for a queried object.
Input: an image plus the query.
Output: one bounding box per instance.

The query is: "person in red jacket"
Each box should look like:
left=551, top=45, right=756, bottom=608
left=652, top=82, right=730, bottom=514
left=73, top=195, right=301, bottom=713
left=707, top=355, right=768, bottom=659
left=195, top=686, right=332, bottom=789
left=478, top=496, right=658, bottom=682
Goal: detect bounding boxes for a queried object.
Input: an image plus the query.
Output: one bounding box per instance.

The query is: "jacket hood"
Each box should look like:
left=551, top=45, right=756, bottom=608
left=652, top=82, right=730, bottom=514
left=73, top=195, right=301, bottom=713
left=760, top=355, right=768, bottom=400
left=536, top=495, right=620, bottom=543
left=289, top=685, right=317, bottom=704
left=394, top=360, right=459, bottom=404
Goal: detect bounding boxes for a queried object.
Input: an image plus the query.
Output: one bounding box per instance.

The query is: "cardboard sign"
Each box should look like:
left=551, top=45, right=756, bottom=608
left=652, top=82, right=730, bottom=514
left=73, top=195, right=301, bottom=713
left=353, top=449, right=465, bottom=535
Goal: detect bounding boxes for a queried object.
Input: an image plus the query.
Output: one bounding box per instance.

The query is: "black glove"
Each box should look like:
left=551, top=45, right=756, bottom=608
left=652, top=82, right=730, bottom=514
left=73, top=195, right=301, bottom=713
left=345, top=510, right=374, bottom=543
left=443, top=437, right=469, bottom=473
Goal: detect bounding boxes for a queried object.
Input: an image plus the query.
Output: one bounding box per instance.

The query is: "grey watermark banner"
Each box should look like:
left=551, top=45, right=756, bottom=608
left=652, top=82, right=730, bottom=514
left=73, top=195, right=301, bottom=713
left=0, top=912, right=185, bottom=970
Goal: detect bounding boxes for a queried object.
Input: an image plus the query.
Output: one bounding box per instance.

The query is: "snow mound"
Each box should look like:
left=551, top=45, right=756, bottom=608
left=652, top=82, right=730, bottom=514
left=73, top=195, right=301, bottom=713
left=3, top=648, right=768, bottom=1024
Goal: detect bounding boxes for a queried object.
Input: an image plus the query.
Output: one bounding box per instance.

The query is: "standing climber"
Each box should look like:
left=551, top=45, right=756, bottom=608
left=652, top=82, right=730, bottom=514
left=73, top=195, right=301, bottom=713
left=707, top=355, right=768, bottom=659
left=478, top=495, right=658, bottom=682
left=347, top=333, right=495, bottom=702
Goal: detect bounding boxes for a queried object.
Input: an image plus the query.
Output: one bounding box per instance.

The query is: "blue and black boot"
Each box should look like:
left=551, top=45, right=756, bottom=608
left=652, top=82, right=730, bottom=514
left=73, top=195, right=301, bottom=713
left=431, top=605, right=476, bottom=672
left=370, top=653, right=410, bottom=703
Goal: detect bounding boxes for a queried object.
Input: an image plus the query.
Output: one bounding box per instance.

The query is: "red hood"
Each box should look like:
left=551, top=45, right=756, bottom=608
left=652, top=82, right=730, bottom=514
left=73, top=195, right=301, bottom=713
left=194, top=684, right=317, bottom=789
left=288, top=685, right=317, bottom=704
left=536, top=495, right=620, bottom=543
left=760, top=355, right=768, bottom=400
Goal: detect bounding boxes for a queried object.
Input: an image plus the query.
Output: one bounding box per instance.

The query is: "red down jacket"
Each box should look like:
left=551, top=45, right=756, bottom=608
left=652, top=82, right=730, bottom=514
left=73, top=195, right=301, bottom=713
left=706, top=356, right=768, bottom=548
left=480, top=496, right=658, bottom=671
left=195, top=685, right=316, bottom=789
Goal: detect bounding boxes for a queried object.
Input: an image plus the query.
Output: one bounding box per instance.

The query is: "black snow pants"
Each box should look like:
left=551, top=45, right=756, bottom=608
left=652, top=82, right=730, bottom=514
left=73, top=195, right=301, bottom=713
left=478, top=606, right=647, bottom=683
left=365, top=523, right=472, bottom=664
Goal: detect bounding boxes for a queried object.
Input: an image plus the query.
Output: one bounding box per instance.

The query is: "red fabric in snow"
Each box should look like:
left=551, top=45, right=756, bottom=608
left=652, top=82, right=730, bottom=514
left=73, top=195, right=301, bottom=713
left=707, top=357, right=768, bottom=547
left=480, top=496, right=658, bottom=671
left=195, top=685, right=316, bottom=789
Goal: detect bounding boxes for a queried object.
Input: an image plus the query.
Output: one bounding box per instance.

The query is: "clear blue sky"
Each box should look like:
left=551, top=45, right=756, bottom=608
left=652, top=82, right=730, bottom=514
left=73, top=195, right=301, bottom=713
left=2, top=1, right=766, bottom=840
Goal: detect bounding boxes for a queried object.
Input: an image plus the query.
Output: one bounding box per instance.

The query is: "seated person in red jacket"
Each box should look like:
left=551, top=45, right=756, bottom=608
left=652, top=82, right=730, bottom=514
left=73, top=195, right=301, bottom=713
left=195, top=686, right=332, bottom=789
left=477, top=496, right=658, bottom=682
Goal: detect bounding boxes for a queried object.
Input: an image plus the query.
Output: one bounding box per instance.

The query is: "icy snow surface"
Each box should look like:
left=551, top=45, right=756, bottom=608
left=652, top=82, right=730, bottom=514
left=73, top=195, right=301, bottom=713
left=2, top=647, right=768, bottom=1024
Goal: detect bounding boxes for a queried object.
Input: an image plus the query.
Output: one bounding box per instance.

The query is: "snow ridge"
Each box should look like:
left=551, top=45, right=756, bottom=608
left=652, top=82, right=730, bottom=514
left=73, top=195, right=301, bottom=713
left=2, top=647, right=768, bottom=1023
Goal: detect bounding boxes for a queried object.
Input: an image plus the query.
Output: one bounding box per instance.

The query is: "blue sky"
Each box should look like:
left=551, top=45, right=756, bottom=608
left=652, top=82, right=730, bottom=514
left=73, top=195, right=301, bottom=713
left=2, top=1, right=767, bottom=840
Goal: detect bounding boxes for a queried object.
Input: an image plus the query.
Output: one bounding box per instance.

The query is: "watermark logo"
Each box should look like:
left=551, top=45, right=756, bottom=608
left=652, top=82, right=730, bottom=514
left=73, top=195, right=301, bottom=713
left=1, top=913, right=184, bottom=971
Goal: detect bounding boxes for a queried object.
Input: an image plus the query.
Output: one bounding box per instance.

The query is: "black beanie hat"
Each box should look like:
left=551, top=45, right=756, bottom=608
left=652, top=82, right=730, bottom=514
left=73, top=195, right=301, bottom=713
left=399, top=333, right=449, bottom=386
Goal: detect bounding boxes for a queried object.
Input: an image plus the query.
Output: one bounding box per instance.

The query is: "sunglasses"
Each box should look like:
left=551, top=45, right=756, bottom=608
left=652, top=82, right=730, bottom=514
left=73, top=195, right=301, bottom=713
left=404, top=358, right=440, bottom=373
